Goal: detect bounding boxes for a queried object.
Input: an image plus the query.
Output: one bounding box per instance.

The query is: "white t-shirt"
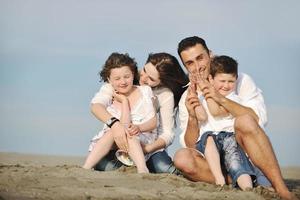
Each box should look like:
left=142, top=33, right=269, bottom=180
left=200, top=92, right=241, bottom=140
left=91, top=83, right=176, bottom=148
left=178, top=73, right=267, bottom=147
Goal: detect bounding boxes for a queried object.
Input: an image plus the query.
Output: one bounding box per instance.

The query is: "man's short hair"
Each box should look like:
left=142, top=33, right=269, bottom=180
left=177, top=36, right=209, bottom=57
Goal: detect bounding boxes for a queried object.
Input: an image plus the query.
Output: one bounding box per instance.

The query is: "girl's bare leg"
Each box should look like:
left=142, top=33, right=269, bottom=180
left=83, top=131, right=115, bottom=169
left=127, top=136, right=149, bottom=173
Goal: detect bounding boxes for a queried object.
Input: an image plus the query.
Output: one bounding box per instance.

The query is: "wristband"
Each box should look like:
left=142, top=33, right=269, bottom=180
left=106, top=117, right=119, bottom=128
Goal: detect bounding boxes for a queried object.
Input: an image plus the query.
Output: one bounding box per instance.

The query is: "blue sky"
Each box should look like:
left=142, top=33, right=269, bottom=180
left=1, top=0, right=300, bottom=166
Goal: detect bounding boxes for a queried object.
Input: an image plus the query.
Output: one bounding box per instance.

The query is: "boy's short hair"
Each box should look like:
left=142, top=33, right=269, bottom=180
left=210, top=55, right=238, bottom=78
left=177, top=36, right=209, bottom=57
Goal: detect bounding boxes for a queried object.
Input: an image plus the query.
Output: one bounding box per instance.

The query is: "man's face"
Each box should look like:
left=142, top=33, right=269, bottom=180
left=180, top=44, right=211, bottom=80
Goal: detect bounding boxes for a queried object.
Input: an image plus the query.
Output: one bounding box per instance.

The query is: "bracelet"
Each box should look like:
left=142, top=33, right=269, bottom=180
left=109, top=118, right=119, bottom=128
left=106, top=117, right=120, bottom=128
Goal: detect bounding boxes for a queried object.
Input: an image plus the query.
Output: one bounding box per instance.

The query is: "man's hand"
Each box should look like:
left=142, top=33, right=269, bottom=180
left=185, top=84, right=201, bottom=119
left=197, top=78, right=223, bottom=103
left=111, top=121, right=128, bottom=152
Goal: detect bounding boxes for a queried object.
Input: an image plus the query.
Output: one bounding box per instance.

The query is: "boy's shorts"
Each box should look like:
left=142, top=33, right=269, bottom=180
left=196, top=131, right=271, bottom=187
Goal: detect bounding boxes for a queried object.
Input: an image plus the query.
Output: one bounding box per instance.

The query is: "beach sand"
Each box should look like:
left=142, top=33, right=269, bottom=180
left=0, top=152, right=299, bottom=200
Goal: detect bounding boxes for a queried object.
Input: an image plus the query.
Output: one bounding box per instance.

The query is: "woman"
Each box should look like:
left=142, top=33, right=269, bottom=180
left=89, top=52, right=188, bottom=173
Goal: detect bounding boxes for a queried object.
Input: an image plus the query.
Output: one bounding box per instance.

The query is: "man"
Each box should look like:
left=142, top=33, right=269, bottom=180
left=174, top=36, right=296, bottom=200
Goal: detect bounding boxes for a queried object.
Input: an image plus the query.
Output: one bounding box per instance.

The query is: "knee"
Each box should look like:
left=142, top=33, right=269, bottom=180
left=174, top=148, right=199, bottom=175
left=234, top=114, right=259, bottom=135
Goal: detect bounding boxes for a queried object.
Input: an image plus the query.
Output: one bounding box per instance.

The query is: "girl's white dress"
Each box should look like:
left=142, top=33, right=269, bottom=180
left=89, top=85, right=158, bottom=160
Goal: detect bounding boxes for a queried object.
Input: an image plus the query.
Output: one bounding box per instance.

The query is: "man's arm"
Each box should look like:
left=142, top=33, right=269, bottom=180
left=179, top=86, right=202, bottom=148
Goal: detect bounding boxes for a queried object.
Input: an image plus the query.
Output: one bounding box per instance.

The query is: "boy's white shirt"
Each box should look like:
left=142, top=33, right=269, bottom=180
left=199, top=92, right=241, bottom=139
left=178, top=73, right=268, bottom=147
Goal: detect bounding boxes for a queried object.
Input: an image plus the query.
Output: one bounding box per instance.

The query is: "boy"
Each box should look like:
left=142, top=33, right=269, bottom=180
left=193, top=55, right=256, bottom=190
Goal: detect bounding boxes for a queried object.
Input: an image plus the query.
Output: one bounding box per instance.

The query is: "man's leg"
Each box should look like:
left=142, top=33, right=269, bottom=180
left=235, top=114, right=296, bottom=199
left=173, top=148, right=215, bottom=183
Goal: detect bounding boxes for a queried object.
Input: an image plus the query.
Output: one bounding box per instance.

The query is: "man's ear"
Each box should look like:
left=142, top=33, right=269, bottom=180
left=209, top=50, right=214, bottom=58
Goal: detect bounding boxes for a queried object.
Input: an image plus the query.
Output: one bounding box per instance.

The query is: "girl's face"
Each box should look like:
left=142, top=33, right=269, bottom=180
left=108, top=66, right=134, bottom=95
left=209, top=73, right=237, bottom=96
left=139, top=62, right=160, bottom=87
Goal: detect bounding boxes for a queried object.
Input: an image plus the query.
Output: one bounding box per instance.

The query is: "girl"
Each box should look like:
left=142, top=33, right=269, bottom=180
left=83, top=53, right=157, bottom=173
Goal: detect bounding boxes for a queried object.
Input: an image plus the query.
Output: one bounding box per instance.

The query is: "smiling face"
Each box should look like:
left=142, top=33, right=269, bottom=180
left=108, top=66, right=134, bottom=95
left=180, top=44, right=211, bottom=80
left=209, top=73, right=237, bottom=96
left=139, top=62, right=160, bottom=87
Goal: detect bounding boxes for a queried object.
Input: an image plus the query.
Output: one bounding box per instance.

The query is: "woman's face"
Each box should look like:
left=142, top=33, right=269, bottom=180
left=108, top=66, right=134, bottom=95
left=139, top=63, right=160, bottom=87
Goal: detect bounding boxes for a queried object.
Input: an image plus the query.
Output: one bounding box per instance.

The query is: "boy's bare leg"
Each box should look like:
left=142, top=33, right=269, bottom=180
left=127, top=136, right=149, bottom=173
left=83, top=131, right=115, bottom=169
left=237, top=174, right=253, bottom=190
left=205, top=136, right=225, bottom=185
left=235, top=114, right=297, bottom=200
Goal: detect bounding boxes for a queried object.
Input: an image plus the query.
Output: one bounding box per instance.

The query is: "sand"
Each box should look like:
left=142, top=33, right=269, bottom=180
left=0, top=152, right=299, bottom=200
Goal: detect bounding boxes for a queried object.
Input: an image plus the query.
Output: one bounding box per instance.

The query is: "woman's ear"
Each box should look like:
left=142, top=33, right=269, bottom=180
left=208, top=74, right=214, bottom=84
left=107, top=77, right=111, bottom=84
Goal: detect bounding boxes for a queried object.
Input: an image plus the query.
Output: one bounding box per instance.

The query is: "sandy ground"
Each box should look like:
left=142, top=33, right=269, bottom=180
left=0, top=152, right=299, bottom=200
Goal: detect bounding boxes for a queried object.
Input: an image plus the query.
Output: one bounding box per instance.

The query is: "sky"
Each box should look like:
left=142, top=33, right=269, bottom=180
left=1, top=0, right=300, bottom=166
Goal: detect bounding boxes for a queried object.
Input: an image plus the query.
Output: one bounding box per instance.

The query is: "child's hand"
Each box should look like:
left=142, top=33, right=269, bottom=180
left=113, top=91, right=128, bottom=103
left=126, top=123, right=140, bottom=136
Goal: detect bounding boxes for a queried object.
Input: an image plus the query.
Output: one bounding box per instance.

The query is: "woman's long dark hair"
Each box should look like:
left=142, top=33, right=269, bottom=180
left=146, top=53, right=189, bottom=108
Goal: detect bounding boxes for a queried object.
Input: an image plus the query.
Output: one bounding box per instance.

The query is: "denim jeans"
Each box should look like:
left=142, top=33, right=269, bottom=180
left=197, top=131, right=271, bottom=187
left=94, top=149, right=179, bottom=175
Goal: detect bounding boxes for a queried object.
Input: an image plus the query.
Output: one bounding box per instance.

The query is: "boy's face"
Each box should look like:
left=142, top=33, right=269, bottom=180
left=108, top=66, right=134, bottom=95
left=209, top=73, right=237, bottom=96
left=180, top=44, right=211, bottom=80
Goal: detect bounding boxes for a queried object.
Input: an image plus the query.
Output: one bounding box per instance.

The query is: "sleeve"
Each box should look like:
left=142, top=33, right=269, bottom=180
left=156, top=89, right=175, bottom=147
left=140, top=85, right=156, bottom=122
left=90, top=83, right=114, bottom=107
left=178, top=89, right=189, bottom=147
left=237, top=73, right=268, bottom=127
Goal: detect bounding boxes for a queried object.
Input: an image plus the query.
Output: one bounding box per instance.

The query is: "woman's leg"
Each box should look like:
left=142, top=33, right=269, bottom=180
left=83, top=131, right=115, bottom=169
left=127, top=136, right=149, bottom=173
left=146, top=150, right=179, bottom=174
